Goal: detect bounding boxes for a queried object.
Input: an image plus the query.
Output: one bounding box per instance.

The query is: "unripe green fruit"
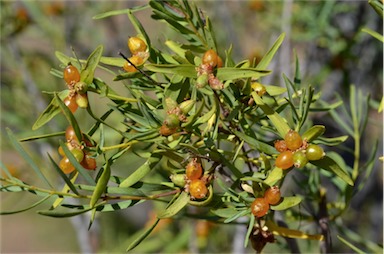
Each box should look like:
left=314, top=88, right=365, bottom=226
left=170, top=174, right=186, bottom=187
left=251, top=82, right=267, bottom=96
left=164, top=113, right=180, bottom=128
left=293, top=151, right=308, bottom=168
left=165, top=97, right=178, bottom=111
left=196, top=73, right=208, bottom=88
left=71, top=147, right=84, bottom=162
left=179, top=99, right=195, bottom=115
left=306, top=144, right=325, bottom=161
left=74, top=81, right=88, bottom=94
left=75, top=93, right=88, bottom=108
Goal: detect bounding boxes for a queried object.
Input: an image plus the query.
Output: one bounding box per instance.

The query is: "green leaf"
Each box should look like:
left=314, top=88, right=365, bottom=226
left=93, top=5, right=148, bottom=19
left=32, top=90, right=69, bottom=130
left=265, top=85, right=287, bottom=96
left=311, top=156, right=354, bottom=186
left=127, top=9, right=151, bottom=49
left=90, top=161, right=111, bottom=208
left=337, top=235, right=366, bottom=254
left=0, top=195, right=51, bottom=215
left=100, top=56, right=126, bottom=67
left=19, top=131, right=64, bottom=142
left=216, top=67, right=270, bottom=81
left=264, top=167, right=284, bottom=186
left=126, top=217, right=160, bottom=252
left=244, top=215, right=255, bottom=247
left=270, top=196, right=302, bottom=210
left=6, top=128, right=53, bottom=188
left=302, top=125, right=326, bottom=142
left=233, top=130, right=276, bottom=155
left=211, top=207, right=241, bottom=219
left=157, top=191, right=189, bottom=219
left=252, top=92, right=291, bottom=137
left=47, top=153, right=79, bottom=195
left=38, top=207, right=94, bottom=217
left=145, top=64, right=197, bottom=78
left=223, top=209, right=250, bottom=223
left=54, top=93, right=82, bottom=142
left=256, top=33, right=285, bottom=69
left=316, top=135, right=349, bottom=146
left=119, top=155, right=161, bottom=188
left=80, top=45, right=104, bottom=85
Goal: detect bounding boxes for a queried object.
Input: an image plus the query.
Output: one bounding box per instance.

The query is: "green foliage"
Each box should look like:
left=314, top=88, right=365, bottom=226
left=0, top=0, right=382, bottom=253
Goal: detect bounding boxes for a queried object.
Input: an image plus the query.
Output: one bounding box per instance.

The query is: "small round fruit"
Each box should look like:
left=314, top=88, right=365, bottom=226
left=64, top=96, right=78, bottom=113
left=80, top=154, right=97, bottom=170
left=293, top=151, right=308, bottom=168
left=164, top=113, right=180, bottom=128
left=74, top=81, right=88, bottom=94
left=252, top=82, right=267, bottom=96
left=63, top=64, right=80, bottom=85
left=189, top=179, right=208, bottom=199
left=284, top=130, right=303, bottom=151
left=65, top=126, right=82, bottom=142
left=59, top=156, right=75, bottom=174
left=274, top=140, right=287, bottom=153
left=159, top=124, right=177, bottom=136
left=275, top=151, right=294, bottom=170
left=170, top=174, right=186, bottom=187
left=306, top=144, right=325, bottom=161
left=264, top=186, right=281, bottom=205
left=75, top=93, right=88, bottom=108
left=202, top=49, right=219, bottom=67
left=186, top=159, right=203, bottom=180
left=217, top=56, right=223, bottom=68
left=71, top=147, right=84, bottom=162
left=123, top=55, right=144, bottom=72
left=58, top=146, right=65, bottom=157
left=251, top=197, right=269, bottom=217
left=128, top=36, right=147, bottom=55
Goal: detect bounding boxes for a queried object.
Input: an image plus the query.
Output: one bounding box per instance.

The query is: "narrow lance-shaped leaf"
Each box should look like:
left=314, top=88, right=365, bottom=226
left=0, top=195, right=51, bottom=215
left=311, top=156, right=354, bottom=186
left=6, top=128, right=53, bottom=189
left=119, top=155, right=161, bottom=188
left=47, top=153, right=79, bottom=195
left=54, top=93, right=82, bottom=142
left=32, top=90, right=69, bottom=130
left=126, top=217, right=160, bottom=252
left=256, top=33, right=285, bottom=69
left=302, top=125, right=326, bottom=142
left=244, top=215, right=256, bottom=248
left=90, top=160, right=111, bottom=208
left=252, top=92, right=291, bottom=138
left=270, top=196, right=302, bottom=211
left=80, top=45, right=104, bottom=85
left=157, top=191, right=189, bottom=219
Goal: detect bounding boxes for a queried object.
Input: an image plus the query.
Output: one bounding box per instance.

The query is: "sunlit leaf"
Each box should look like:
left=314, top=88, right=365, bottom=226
left=157, top=191, right=189, bottom=219
left=311, top=156, right=354, bottom=186
left=266, top=220, right=324, bottom=241
left=270, top=196, right=302, bottom=210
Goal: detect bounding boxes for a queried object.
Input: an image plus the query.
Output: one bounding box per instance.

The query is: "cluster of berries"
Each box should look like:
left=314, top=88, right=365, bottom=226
left=123, top=36, right=148, bottom=73
left=159, top=98, right=194, bottom=136
left=63, top=64, right=88, bottom=113
left=251, top=186, right=281, bottom=218
left=274, top=130, right=325, bottom=170
left=58, top=126, right=96, bottom=174
left=185, top=158, right=209, bottom=200
left=196, top=49, right=224, bottom=90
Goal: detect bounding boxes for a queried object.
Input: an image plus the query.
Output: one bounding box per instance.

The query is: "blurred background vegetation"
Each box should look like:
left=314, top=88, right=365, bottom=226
left=1, top=0, right=382, bottom=253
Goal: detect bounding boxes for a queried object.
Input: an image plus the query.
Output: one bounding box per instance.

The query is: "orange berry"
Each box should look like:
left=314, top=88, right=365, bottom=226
left=65, top=126, right=82, bottom=142
left=63, top=96, right=78, bottom=113
left=189, top=179, right=208, bottom=199
left=284, top=130, right=303, bottom=151
left=123, top=55, right=144, bottom=72
left=59, top=156, right=75, bottom=174
left=275, top=151, right=294, bottom=170
left=264, top=186, right=281, bottom=205
left=63, top=64, right=80, bottom=85
left=186, top=159, right=203, bottom=180
left=80, top=154, right=97, bottom=170
left=251, top=197, right=269, bottom=217
left=202, top=49, right=219, bottom=67
left=128, top=36, right=147, bottom=55
left=274, top=140, right=287, bottom=153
